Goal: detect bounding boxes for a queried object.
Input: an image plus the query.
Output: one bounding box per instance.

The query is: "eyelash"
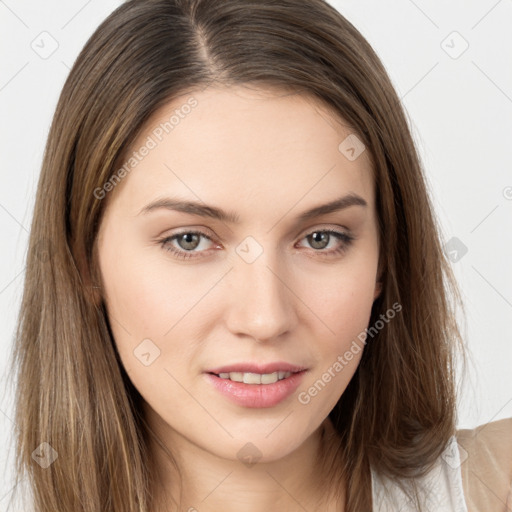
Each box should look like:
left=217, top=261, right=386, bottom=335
left=157, top=228, right=355, bottom=261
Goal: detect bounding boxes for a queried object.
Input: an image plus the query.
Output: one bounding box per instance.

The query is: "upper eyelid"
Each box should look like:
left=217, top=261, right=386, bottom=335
left=163, top=225, right=353, bottom=248
left=166, top=223, right=352, bottom=240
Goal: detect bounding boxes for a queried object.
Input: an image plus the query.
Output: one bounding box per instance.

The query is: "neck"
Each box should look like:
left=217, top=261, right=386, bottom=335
left=144, top=411, right=345, bottom=512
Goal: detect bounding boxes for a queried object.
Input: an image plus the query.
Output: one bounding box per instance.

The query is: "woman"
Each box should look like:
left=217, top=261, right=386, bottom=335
left=9, top=0, right=512, bottom=511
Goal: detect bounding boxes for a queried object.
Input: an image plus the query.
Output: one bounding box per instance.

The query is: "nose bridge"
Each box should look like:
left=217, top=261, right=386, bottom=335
left=224, top=237, right=297, bottom=341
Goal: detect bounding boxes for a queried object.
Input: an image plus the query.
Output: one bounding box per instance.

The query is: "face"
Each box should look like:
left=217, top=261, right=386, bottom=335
left=96, top=85, right=381, bottom=464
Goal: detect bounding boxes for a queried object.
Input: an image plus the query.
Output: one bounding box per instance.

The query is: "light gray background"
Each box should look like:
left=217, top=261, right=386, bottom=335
left=1, top=0, right=511, bottom=506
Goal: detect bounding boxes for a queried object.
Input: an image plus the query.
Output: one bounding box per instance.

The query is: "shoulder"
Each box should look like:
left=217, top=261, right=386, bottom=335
left=456, top=416, right=512, bottom=512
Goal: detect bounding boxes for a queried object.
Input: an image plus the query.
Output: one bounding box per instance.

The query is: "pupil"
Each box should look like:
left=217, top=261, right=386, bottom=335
left=310, top=232, right=328, bottom=249
left=180, top=233, right=199, bottom=250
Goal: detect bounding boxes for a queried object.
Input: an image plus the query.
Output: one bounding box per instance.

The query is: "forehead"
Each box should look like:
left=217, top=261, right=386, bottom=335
left=106, top=85, right=374, bottom=219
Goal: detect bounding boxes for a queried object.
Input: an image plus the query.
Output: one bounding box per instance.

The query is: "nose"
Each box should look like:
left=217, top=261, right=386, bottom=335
left=224, top=247, right=298, bottom=343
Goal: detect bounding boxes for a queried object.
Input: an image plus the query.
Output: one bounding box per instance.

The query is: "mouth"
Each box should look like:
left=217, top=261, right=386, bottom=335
left=208, top=370, right=295, bottom=384
left=206, top=361, right=307, bottom=377
left=204, top=364, right=308, bottom=408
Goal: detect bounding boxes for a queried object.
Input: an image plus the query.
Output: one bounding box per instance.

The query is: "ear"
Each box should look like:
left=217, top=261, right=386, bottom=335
left=373, top=280, right=382, bottom=301
left=373, top=256, right=385, bottom=301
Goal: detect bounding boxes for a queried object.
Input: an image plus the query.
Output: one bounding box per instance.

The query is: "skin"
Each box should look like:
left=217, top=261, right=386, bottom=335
left=96, top=85, right=381, bottom=511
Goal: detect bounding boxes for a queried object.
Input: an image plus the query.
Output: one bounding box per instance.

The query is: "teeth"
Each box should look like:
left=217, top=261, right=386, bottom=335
left=244, top=372, right=263, bottom=384
left=216, top=371, right=293, bottom=384
left=260, top=373, right=278, bottom=384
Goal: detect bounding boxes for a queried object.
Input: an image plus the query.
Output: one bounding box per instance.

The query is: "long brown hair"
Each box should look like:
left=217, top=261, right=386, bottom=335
left=8, top=0, right=467, bottom=510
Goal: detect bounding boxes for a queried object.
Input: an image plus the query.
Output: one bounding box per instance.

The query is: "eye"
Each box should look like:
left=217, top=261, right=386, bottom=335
left=158, top=228, right=355, bottom=260
left=158, top=230, right=217, bottom=260
left=297, top=228, right=355, bottom=257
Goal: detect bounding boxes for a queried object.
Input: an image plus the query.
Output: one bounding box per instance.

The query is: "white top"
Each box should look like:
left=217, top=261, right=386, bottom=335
left=371, top=435, right=468, bottom=511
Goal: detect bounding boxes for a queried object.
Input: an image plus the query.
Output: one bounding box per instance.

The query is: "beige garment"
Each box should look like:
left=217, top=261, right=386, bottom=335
left=457, top=417, right=512, bottom=512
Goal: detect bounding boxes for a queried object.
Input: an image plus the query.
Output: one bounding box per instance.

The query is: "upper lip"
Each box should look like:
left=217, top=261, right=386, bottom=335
left=206, top=362, right=308, bottom=375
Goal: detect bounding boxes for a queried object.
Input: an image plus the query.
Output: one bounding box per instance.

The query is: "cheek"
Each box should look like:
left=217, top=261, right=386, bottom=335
left=292, top=259, right=378, bottom=414
left=100, top=239, right=214, bottom=335
left=98, top=241, right=225, bottom=381
left=296, top=267, right=375, bottom=415
left=99, top=257, right=198, bottom=403
left=301, top=260, right=378, bottom=350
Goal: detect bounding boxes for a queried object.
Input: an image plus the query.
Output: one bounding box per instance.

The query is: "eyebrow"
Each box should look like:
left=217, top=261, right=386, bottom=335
left=138, top=193, right=367, bottom=223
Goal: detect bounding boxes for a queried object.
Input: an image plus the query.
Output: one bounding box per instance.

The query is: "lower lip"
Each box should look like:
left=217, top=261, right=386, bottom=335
left=204, top=371, right=307, bottom=408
